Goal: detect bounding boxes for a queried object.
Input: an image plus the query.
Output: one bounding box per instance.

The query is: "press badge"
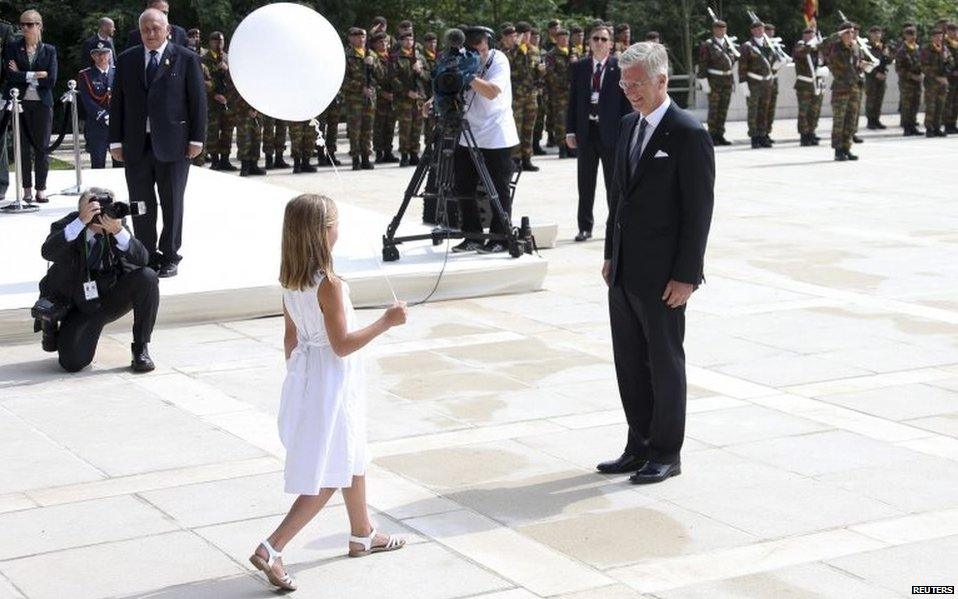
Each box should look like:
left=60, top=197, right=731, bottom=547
left=590, top=92, right=599, bottom=104
left=83, top=280, right=99, bottom=301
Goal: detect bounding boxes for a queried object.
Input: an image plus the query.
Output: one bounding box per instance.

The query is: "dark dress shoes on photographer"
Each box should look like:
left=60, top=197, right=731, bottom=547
left=131, top=343, right=155, bottom=373
left=629, top=461, right=681, bottom=485
left=158, top=263, right=178, bottom=278
left=596, top=453, right=645, bottom=474
left=452, top=239, right=484, bottom=253
left=574, top=231, right=592, bottom=242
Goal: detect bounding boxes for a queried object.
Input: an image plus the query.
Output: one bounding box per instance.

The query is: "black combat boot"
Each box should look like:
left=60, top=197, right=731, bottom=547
left=383, top=150, right=399, bottom=163
left=408, top=152, right=419, bottom=166
left=936, top=128, right=947, bottom=137
left=208, top=153, right=221, bottom=170
left=352, top=155, right=361, bottom=171
left=248, top=160, right=266, bottom=176
left=375, top=149, right=385, bottom=164
left=264, top=153, right=275, bottom=169
left=834, top=149, right=848, bottom=161
left=273, top=151, right=290, bottom=169
left=532, top=142, right=547, bottom=156
left=521, top=157, right=539, bottom=172
left=845, top=149, right=859, bottom=160
left=316, top=152, right=331, bottom=166
left=799, top=134, right=813, bottom=147
left=300, top=156, right=318, bottom=173
left=852, top=134, right=864, bottom=143
left=558, top=144, right=568, bottom=159
left=218, top=155, right=238, bottom=171
left=945, top=124, right=958, bottom=134
left=751, top=136, right=762, bottom=149
left=292, top=157, right=302, bottom=173
left=239, top=160, right=251, bottom=177
left=926, top=129, right=938, bottom=138
left=400, top=153, right=409, bottom=167
left=875, top=119, right=887, bottom=129
left=866, top=118, right=879, bottom=130
left=546, top=132, right=556, bottom=147
left=759, top=136, right=773, bottom=148
left=330, top=154, right=342, bottom=166
left=764, top=135, right=775, bottom=145
left=361, top=154, right=374, bottom=169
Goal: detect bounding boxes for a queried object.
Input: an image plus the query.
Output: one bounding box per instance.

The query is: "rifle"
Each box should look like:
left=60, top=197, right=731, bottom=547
left=707, top=7, right=740, bottom=59
left=836, top=10, right=881, bottom=73
left=747, top=10, right=792, bottom=66
left=364, top=56, right=377, bottom=106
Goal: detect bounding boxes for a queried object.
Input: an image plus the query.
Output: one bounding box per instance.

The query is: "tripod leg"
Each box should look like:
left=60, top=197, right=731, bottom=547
left=385, top=144, right=433, bottom=241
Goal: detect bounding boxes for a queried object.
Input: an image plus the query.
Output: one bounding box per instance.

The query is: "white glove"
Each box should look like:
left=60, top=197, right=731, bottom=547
left=697, top=78, right=711, bottom=94
left=816, top=66, right=830, bottom=79
left=772, top=61, right=783, bottom=72
left=739, top=81, right=750, bottom=97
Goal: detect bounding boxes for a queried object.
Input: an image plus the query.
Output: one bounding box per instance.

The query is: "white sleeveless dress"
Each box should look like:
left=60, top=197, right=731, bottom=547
left=278, top=274, right=368, bottom=494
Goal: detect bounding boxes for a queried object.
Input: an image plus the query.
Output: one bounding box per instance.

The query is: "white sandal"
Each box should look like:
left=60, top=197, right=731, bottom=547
left=348, top=528, right=405, bottom=557
left=249, top=539, right=297, bottom=591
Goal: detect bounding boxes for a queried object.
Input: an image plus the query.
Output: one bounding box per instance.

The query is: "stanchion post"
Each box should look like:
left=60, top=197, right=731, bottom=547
left=59, top=79, right=83, bottom=196
left=1, top=88, right=39, bottom=214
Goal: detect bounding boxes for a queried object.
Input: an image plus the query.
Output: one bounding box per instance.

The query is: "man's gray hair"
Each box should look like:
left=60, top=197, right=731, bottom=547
left=139, top=7, right=168, bottom=26
left=79, top=187, right=114, bottom=207
left=619, top=42, right=669, bottom=77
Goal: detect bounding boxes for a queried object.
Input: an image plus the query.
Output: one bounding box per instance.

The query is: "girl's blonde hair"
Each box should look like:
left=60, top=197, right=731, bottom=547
left=279, top=194, right=338, bottom=290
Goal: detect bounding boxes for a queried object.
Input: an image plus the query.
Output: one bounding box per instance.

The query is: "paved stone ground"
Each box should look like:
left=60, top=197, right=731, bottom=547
left=3, top=116, right=957, bottom=598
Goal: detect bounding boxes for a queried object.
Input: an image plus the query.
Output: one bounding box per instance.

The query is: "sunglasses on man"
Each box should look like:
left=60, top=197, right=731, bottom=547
left=592, top=36, right=609, bottom=42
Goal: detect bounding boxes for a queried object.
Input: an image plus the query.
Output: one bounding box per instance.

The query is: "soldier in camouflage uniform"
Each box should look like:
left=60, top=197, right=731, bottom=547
left=763, top=23, right=786, bottom=142
left=421, top=32, right=438, bottom=146
left=194, top=60, right=213, bottom=166
left=316, top=96, right=342, bottom=167
left=793, top=27, right=826, bottom=146
left=234, top=93, right=265, bottom=177
left=202, top=32, right=236, bottom=171
left=864, top=26, right=893, bottom=129
left=289, top=120, right=318, bottom=172
left=344, top=27, right=378, bottom=170
left=370, top=32, right=398, bottom=164
left=544, top=28, right=574, bottom=158
left=261, top=118, right=290, bottom=169
left=828, top=23, right=865, bottom=160
left=738, top=21, right=775, bottom=148
left=920, top=27, right=952, bottom=137
left=393, top=31, right=428, bottom=166
left=945, top=23, right=958, bottom=134
left=570, top=26, right=585, bottom=60
left=531, top=29, right=548, bottom=156
left=696, top=20, right=736, bottom=146
left=509, top=21, right=541, bottom=171
left=542, top=19, right=560, bottom=53
left=613, top=23, right=631, bottom=59
left=896, top=26, right=924, bottom=135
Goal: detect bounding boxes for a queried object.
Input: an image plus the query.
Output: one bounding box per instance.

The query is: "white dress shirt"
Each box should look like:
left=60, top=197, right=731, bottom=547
left=64, top=217, right=132, bottom=252
left=630, top=95, right=672, bottom=159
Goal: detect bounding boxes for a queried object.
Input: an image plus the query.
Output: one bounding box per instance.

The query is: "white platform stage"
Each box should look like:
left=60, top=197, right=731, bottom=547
left=0, top=167, right=548, bottom=343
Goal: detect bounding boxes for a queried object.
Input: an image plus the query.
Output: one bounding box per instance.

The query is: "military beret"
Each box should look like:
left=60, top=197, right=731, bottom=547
left=837, top=21, right=855, bottom=32
left=749, top=21, right=764, bottom=29
left=500, top=24, right=516, bottom=35
left=763, top=23, right=776, bottom=30
left=712, top=20, right=727, bottom=28
left=555, top=28, right=569, bottom=37
left=398, top=31, right=413, bottom=40
left=348, top=27, right=365, bottom=36
left=398, top=20, right=413, bottom=29
left=570, top=25, right=583, bottom=34
left=370, top=31, right=386, bottom=42
left=931, top=27, right=944, bottom=35
left=209, top=31, right=224, bottom=40
left=91, top=41, right=112, bottom=53
left=644, top=31, right=660, bottom=41
left=903, top=26, right=917, bottom=35
left=187, top=28, right=200, bottom=36
left=615, top=23, right=630, bottom=33
left=868, top=25, right=882, bottom=33
left=516, top=21, right=532, bottom=33
left=371, top=16, right=386, bottom=27
left=424, top=32, right=437, bottom=41
left=547, top=19, right=560, bottom=28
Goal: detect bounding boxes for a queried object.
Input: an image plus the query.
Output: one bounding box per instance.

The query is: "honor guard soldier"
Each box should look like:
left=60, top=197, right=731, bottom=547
left=393, top=31, right=428, bottom=166
left=920, top=27, right=952, bottom=137
left=570, top=25, right=585, bottom=59
left=511, top=21, right=541, bottom=171
left=613, top=23, right=631, bottom=58
left=793, top=28, right=826, bottom=146
left=896, top=26, right=924, bottom=135
left=420, top=32, right=438, bottom=145
left=696, top=19, right=736, bottom=146
left=542, top=19, right=560, bottom=53
left=763, top=23, right=786, bottom=142
left=739, top=20, right=776, bottom=148
left=202, top=32, right=236, bottom=171
left=944, top=23, right=958, bottom=134
left=288, top=119, right=318, bottom=173
left=828, top=22, right=866, bottom=160
left=370, top=31, right=398, bottom=164
left=344, top=27, right=379, bottom=170
left=78, top=42, right=116, bottom=168
left=530, top=28, right=548, bottom=155
left=235, top=92, right=265, bottom=176
left=544, top=28, right=574, bottom=157
left=864, top=26, right=893, bottom=129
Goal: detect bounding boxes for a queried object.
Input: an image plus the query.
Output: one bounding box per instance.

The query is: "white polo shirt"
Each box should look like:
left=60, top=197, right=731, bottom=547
left=460, top=49, right=520, bottom=149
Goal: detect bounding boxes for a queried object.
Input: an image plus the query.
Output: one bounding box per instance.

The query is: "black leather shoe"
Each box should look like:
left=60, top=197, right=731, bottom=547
left=574, top=231, right=592, bottom=242
left=158, top=263, right=178, bottom=278
left=596, top=453, right=645, bottom=474
left=629, top=461, right=681, bottom=484
left=131, top=343, right=155, bottom=373
left=750, top=136, right=761, bottom=149
left=875, top=120, right=887, bottom=129
left=765, top=135, right=775, bottom=144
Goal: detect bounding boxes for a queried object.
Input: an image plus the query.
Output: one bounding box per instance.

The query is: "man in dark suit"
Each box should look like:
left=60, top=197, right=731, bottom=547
left=109, top=7, right=206, bottom=278
left=599, top=42, right=714, bottom=484
left=39, top=188, right=159, bottom=373
left=125, top=0, right=189, bottom=49
left=80, top=17, right=116, bottom=68
left=565, top=24, right=632, bottom=242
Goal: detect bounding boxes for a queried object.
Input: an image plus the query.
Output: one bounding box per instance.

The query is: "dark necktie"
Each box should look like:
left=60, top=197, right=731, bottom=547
left=88, top=234, right=105, bottom=272
left=629, top=118, right=648, bottom=180
left=590, top=61, right=603, bottom=117
left=146, top=50, right=159, bottom=85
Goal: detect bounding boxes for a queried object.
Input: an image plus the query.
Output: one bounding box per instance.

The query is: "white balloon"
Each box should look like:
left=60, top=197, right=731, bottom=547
left=229, top=3, right=345, bottom=121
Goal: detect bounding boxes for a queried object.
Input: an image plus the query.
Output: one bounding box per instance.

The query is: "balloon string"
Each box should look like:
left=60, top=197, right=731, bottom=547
left=315, top=125, right=400, bottom=305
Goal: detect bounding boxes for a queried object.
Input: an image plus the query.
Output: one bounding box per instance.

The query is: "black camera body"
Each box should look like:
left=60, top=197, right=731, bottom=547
left=432, top=45, right=481, bottom=118
left=95, top=193, right=145, bottom=220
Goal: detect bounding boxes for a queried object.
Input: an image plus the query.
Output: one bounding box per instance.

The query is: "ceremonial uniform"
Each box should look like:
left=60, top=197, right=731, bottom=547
left=392, top=41, right=428, bottom=165
left=420, top=36, right=438, bottom=145
left=289, top=119, right=318, bottom=172
left=896, top=38, right=923, bottom=134
left=792, top=37, right=825, bottom=145
left=945, top=33, right=958, bottom=133
left=828, top=36, right=864, bottom=159
left=920, top=36, right=951, bottom=135
left=543, top=40, right=573, bottom=157
left=201, top=48, right=236, bottom=170
left=508, top=40, right=541, bottom=167
left=739, top=33, right=776, bottom=147
left=77, top=64, right=115, bottom=168
left=864, top=36, right=893, bottom=128
left=234, top=92, right=265, bottom=176
left=343, top=38, right=380, bottom=169
left=697, top=34, right=736, bottom=144
left=372, top=41, right=398, bottom=163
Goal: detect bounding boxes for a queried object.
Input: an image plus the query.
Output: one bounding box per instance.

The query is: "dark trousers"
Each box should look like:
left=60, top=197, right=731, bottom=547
left=57, top=267, right=160, bottom=373
left=576, top=123, right=616, bottom=233
left=453, top=145, right=515, bottom=235
left=20, top=101, right=53, bottom=191
left=88, top=140, right=110, bottom=169
left=609, top=284, right=687, bottom=464
left=126, top=138, right=191, bottom=265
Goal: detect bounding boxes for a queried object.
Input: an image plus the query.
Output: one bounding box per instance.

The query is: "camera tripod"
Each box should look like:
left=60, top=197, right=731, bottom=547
left=381, top=114, right=533, bottom=262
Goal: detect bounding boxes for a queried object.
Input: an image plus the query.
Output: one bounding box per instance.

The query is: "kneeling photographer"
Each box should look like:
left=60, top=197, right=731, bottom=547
left=36, top=187, right=159, bottom=373
left=443, top=26, right=520, bottom=254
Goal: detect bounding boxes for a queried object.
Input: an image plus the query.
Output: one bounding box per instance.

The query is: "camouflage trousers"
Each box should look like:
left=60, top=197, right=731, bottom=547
left=261, top=118, right=288, bottom=156
left=512, top=93, right=539, bottom=158
left=946, top=78, right=958, bottom=126
left=795, top=87, right=823, bottom=134
left=235, top=113, right=262, bottom=161
left=706, top=76, right=733, bottom=136
left=924, top=79, right=949, bottom=130
left=831, top=86, right=862, bottom=150
left=318, top=101, right=340, bottom=154
left=864, top=74, right=887, bottom=120
left=288, top=121, right=317, bottom=159
left=373, top=97, right=395, bottom=153
left=395, top=97, right=423, bottom=153
left=533, top=91, right=546, bottom=146
left=549, top=92, right=569, bottom=142
left=899, top=80, right=922, bottom=127
left=345, top=94, right=375, bottom=157
left=206, top=105, right=234, bottom=155
left=746, top=80, right=774, bottom=137
left=543, top=89, right=554, bottom=140
left=766, top=79, right=779, bottom=134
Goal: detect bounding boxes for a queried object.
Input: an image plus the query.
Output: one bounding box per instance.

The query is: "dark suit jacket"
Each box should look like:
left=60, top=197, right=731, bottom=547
left=2, top=39, right=58, bottom=107
left=40, top=212, right=149, bottom=310
left=605, top=102, right=715, bottom=294
left=565, top=56, right=631, bottom=151
left=126, top=25, right=188, bottom=50
left=109, top=42, right=207, bottom=163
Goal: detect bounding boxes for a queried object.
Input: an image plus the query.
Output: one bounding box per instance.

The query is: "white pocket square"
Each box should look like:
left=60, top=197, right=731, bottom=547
left=654, top=150, right=669, bottom=158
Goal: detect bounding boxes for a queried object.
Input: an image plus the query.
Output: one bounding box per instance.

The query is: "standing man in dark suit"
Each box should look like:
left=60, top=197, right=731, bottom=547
left=81, top=17, right=116, bottom=68
left=565, top=24, right=631, bottom=242
left=109, top=8, right=206, bottom=278
left=125, top=0, right=189, bottom=49
left=599, top=42, right=714, bottom=485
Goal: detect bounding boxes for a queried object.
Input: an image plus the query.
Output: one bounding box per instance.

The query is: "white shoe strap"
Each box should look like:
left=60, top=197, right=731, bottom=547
left=260, top=540, right=281, bottom=566
left=349, top=528, right=377, bottom=551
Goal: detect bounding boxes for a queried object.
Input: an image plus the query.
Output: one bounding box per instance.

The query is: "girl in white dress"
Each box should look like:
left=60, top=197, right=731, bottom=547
left=250, top=194, right=407, bottom=591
